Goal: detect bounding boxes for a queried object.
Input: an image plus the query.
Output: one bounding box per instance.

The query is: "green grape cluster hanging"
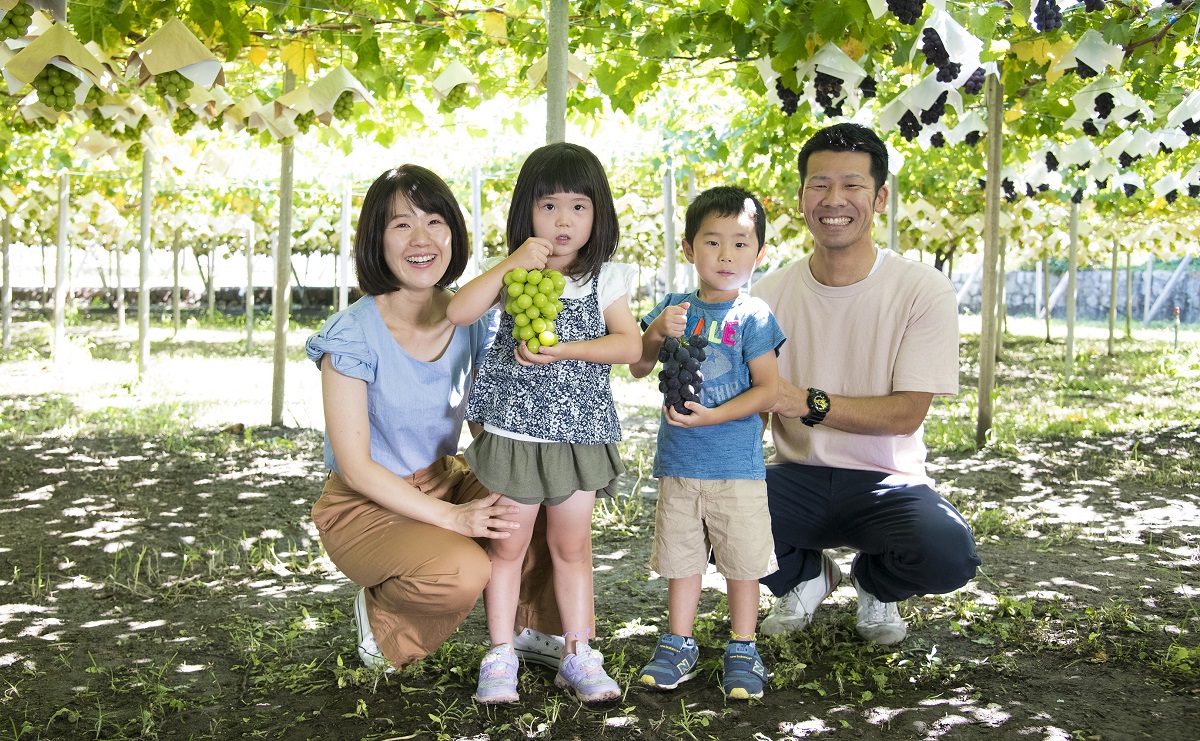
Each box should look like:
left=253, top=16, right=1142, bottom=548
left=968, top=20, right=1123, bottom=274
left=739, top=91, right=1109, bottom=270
left=293, top=109, right=316, bottom=133
left=155, top=70, right=194, bottom=102
left=332, top=91, right=355, bottom=120
left=34, top=66, right=80, bottom=112
left=443, top=84, right=470, bottom=108
left=172, top=107, right=198, bottom=135
left=0, top=1, right=34, bottom=40
left=126, top=141, right=143, bottom=162
left=503, top=268, right=567, bottom=354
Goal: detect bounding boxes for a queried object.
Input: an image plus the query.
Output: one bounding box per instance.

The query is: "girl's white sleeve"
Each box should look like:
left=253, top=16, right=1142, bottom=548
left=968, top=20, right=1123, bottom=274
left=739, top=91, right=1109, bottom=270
left=597, top=262, right=637, bottom=310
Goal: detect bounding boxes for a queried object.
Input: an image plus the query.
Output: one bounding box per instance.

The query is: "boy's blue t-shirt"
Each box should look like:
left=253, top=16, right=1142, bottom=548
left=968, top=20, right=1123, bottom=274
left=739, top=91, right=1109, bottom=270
left=640, top=292, right=786, bottom=480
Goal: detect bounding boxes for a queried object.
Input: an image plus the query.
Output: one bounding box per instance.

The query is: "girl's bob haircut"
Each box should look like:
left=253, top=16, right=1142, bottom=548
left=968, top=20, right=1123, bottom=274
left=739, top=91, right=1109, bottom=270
left=354, top=164, right=470, bottom=295
left=506, top=142, right=619, bottom=283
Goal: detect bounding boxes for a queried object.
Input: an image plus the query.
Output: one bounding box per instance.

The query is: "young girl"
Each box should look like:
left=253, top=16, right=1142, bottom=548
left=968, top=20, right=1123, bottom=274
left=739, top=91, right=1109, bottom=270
left=447, top=142, right=642, bottom=704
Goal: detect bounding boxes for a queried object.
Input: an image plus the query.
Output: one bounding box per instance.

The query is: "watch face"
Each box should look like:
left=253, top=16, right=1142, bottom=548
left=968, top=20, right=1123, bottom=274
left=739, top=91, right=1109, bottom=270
left=810, top=391, right=830, bottom=413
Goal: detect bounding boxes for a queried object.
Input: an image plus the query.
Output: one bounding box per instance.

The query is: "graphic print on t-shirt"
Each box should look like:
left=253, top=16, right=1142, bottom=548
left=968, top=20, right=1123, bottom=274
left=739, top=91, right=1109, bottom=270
left=688, top=316, right=740, bottom=407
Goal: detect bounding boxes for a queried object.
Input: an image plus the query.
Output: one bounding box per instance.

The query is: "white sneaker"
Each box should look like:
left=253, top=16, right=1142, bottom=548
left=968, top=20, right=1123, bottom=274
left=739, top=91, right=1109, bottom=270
left=761, top=552, right=843, bottom=636
left=353, top=588, right=391, bottom=671
left=513, top=627, right=565, bottom=670
left=853, top=577, right=907, bottom=645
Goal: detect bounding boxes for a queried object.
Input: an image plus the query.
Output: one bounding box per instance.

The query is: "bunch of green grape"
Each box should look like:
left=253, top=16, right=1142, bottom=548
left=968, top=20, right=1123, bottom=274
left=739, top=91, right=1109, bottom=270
left=332, top=90, right=355, bottom=120
left=504, top=268, right=567, bottom=354
left=172, top=106, right=198, bottom=135
left=85, top=85, right=105, bottom=106
left=34, top=66, right=79, bottom=112
left=126, top=141, right=143, bottom=161
left=112, top=114, right=149, bottom=142
left=0, top=0, right=33, bottom=40
left=90, top=107, right=113, bottom=132
left=155, top=70, right=193, bottom=101
left=206, top=115, right=224, bottom=131
left=294, top=109, right=316, bottom=133
left=443, top=83, right=470, bottom=107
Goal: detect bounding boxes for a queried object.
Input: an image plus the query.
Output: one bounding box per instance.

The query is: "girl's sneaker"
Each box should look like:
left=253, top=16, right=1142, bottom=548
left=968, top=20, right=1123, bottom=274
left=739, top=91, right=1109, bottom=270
left=475, top=644, right=519, bottom=704
left=554, top=644, right=620, bottom=703
left=721, top=642, right=767, bottom=700
left=638, top=633, right=699, bottom=689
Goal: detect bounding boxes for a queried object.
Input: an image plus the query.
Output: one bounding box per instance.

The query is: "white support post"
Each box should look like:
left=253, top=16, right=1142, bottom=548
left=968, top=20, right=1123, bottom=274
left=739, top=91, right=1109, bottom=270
left=138, top=148, right=152, bottom=378
left=338, top=180, right=352, bottom=311
left=1143, top=256, right=1154, bottom=324
left=245, top=225, right=255, bottom=352
left=53, top=171, right=69, bottom=362
left=1, top=212, right=10, bottom=352
left=115, top=246, right=125, bottom=331
left=1144, top=255, right=1192, bottom=327
left=686, top=172, right=697, bottom=293
left=471, top=166, right=483, bottom=278
left=545, top=0, right=568, bottom=144
left=663, top=164, right=676, bottom=298
left=172, top=229, right=182, bottom=337
left=1065, top=202, right=1079, bottom=380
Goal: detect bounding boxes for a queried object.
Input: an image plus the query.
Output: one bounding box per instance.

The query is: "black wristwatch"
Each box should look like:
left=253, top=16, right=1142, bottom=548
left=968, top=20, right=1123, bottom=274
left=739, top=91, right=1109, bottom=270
left=802, top=388, right=830, bottom=427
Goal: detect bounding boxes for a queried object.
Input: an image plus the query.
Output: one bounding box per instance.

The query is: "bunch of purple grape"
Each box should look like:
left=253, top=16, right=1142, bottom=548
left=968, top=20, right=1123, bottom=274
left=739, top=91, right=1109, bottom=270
left=1034, top=0, right=1063, bottom=32
left=658, top=335, right=708, bottom=415
left=886, top=0, right=926, bottom=25
left=775, top=78, right=800, bottom=116
left=898, top=110, right=922, bottom=141
left=962, top=67, right=987, bottom=95
left=1076, top=60, right=1099, bottom=79
left=1181, top=118, right=1200, bottom=136
left=1085, top=0, right=1105, bottom=10
left=813, top=71, right=845, bottom=117
left=1094, top=92, right=1116, bottom=119
left=920, top=91, right=949, bottom=125
left=859, top=76, right=877, bottom=99
left=921, top=29, right=961, bottom=83
left=1045, top=152, right=1059, bottom=171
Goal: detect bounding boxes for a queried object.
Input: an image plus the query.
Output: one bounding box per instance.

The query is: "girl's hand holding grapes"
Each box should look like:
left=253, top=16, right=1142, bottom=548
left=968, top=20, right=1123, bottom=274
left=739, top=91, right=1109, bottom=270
left=663, top=399, right=718, bottom=429
left=514, top=339, right=569, bottom=366
left=502, top=237, right=553, bottom=273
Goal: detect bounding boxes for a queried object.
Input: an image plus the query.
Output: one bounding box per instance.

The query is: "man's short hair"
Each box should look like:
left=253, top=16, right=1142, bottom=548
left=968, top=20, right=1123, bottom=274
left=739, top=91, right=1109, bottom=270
left=798, top=123, right=889, bottom=194
left=683, top=185, right=766, bottom=250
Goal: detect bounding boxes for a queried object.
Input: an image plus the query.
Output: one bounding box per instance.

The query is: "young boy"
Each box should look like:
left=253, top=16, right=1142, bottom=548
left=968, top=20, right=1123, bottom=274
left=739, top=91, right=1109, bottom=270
left=629, top=185, right=785, bottom=700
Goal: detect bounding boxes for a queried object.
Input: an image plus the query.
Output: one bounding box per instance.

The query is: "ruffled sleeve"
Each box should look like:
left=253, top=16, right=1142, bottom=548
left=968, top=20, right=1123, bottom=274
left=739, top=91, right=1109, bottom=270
left=598, top=262, right=638, bottom=310
left=305, top=309, right=377, bottom=383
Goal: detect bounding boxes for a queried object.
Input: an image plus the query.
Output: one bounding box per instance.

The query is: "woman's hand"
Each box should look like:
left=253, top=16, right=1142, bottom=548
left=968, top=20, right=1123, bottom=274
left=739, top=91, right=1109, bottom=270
left=447, top=492, right=521, bottom=539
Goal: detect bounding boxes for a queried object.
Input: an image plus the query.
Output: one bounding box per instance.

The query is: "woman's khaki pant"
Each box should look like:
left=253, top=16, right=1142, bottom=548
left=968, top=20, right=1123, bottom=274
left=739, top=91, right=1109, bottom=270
left=312, top=455, right=560, bottom=668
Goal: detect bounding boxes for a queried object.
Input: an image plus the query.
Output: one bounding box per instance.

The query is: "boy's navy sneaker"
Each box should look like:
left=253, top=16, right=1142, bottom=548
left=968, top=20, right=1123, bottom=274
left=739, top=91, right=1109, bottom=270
left=638, top=633, right=699, bottom=690
left=721, top=641, right=767, bottom=700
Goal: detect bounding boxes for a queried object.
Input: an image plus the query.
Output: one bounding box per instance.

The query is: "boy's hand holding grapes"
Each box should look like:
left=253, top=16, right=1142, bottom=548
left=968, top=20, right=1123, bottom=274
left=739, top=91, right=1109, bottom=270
left=650, top=302, right=690, bottom=340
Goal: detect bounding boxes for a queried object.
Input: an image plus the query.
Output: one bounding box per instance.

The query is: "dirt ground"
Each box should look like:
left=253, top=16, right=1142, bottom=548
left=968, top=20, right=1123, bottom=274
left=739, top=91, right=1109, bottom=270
left=0, top=320, right=1198, bottom=740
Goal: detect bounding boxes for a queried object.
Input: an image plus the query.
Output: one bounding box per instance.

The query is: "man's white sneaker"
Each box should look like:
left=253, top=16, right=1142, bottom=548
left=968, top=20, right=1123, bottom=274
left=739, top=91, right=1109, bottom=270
left=513, top=628, right=564, bottom=670
left=853, top=577, right=907, bottom=645
left=761, top=553, right=843, bottom=636
left=353, top=588, right=391, bottom=671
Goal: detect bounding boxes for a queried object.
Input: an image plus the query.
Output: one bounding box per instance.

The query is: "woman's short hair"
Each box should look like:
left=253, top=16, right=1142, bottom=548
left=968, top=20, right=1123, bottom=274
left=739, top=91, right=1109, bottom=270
left=355, top=165, right=469, bottom=295
left=506, top=142, right=619, bottom=283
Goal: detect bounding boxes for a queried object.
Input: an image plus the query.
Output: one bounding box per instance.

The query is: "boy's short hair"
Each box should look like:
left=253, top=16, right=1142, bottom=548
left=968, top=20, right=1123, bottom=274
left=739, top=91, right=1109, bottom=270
left=355, top=164, right=469, bottom=295
left=798, top=123, right=889, bottom=195
left=683, top=186, right=766, bottom=250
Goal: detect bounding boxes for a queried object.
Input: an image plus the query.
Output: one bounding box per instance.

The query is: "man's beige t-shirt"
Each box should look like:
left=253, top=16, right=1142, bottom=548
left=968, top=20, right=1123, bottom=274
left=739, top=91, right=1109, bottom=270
left=750, top=249, right=959, bottom=484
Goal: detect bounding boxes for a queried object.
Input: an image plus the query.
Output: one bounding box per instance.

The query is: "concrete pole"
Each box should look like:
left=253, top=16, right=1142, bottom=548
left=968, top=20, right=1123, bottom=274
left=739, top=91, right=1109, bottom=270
left=1065, top=202, right=1079, bottom=380
left=272, top=75, right=296, bottom=426
left=1124, top=252, right=1132, bottom=339
left=1108, top=237, right=1118, bottom=356
left=245, top=225, right=255, bottom=352
left=2, top=212, right=10, bottom=352
left=471, top=166, right=484, bottom=278
left=53, top=172, right=69, bottom=362
left=1142, top=256, right=1153, bottom=323
left=338, top=180, right=352, bottom=310
left=663, top=164, right=676, bottom=298
left=887, top=172, right=899, bottom=253
left=975, top=70, right=1003, bottom=448
left=172, top=229, right=182, bottom=337
left=115, top=246, right=125, bottom=331
left=138, top=148, right=152, bottom=378
left=545, top=0, right=568, bottom=144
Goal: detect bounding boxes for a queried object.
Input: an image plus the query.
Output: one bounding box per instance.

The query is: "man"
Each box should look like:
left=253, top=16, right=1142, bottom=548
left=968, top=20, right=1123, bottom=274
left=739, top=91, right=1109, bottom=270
left=750, top=122, right=981, bottom=645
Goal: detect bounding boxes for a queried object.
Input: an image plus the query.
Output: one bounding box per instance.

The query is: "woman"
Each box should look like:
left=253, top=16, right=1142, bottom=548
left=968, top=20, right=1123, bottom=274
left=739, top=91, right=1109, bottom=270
left=306, top=165, right=561, bottom=669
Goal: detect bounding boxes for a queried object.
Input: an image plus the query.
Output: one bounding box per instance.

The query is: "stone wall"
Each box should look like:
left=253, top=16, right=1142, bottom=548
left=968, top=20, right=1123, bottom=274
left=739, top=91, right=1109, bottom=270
left=952, top=269, right=1199, bottom=323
